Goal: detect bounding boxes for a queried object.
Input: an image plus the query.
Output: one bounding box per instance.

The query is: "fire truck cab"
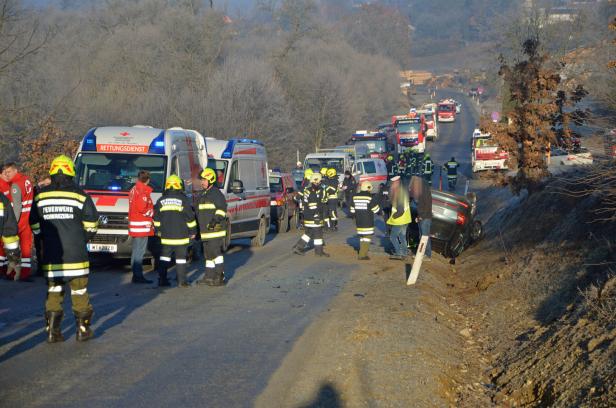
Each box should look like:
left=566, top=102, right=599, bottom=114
left=74, top=126, right=208, bottom=257
left=392, top=111, right=427, bottom=154
left=437, top=100, right=457, bottom=123
left=348, top=130, right=389, bottom=161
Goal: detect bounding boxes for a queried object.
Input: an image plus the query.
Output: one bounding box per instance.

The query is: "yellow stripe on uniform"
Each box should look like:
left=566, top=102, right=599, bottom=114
left=215, top=210, right=226, bottom=217
left=2, top=235, right=19, bottom=250
left=160, top=205, right=183, bottom=212
left=200, top=231, right=226, bottom=239
left=186, top=220, right=197, bottom=228
left=36, top=191, right=86, bottom=202
left=42, top=261, right=90, bottom=271
left=82, top=220, right=98, bottom=230
left=153, top=221, right=161, bottom=227
left=199, top=203, right=216, bottom=210
left=161, top=238, right=189, bottom=245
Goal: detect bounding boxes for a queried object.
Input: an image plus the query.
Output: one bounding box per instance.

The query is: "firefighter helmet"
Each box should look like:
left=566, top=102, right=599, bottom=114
left=199, top=168, right=217, bottom=184
left=49, top=155, right=76, bottom=177
left=310, top=173, right=322, bottom=184
left=304, top=168, right=314, bottom=180
left=424, top=153, right=431, bottom=159
left=165, top=175, right=183, bottom=190
left=326, top=168, right=337, bottom=178
left=360, top=181, right=372, bottom=192
left=387, top=155, right=394, bottom=162
left=319, top=167, right=328, bottom=176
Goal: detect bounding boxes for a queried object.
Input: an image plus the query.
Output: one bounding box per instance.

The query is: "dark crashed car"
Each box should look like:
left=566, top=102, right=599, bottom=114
left=408, top=189, right=483, bottom=259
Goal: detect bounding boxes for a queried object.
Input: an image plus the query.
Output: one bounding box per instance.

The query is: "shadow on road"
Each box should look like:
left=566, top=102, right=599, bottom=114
left=299, top=383, right=343, bottom=408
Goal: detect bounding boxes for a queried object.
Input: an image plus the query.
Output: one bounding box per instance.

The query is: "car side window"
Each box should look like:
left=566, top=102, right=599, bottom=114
left=170, top=156, right=180, bottom=177
left=227, top=161, right=239, bottom=193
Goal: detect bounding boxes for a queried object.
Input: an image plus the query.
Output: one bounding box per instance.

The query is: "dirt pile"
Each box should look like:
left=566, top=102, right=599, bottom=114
left=457, top=177, right=616, bottom=407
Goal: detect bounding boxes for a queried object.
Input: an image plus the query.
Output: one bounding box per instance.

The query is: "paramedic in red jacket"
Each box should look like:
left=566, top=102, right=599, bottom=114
left=2, top=163, right=34, bottom=281
left=128, top=170, right=155, bottom=284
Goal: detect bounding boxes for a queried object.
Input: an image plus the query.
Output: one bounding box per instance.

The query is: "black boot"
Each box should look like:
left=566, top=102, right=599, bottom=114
left=158, top=264, right=171, bottom=287
left=45, top=311, right=64, bottom=343
left=315, top=245, right=330, bottom=257
left=293, top=238, right=308, bottom=255
left=75, top=310, right=94, bottom=342
left=176, top=264, right=189, bottom=288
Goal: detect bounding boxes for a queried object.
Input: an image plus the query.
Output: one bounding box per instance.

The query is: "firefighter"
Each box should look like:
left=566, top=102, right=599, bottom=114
left=2, top=163, right=34, bottom=280
left=319, top=167, right=330, bottom=228
left=341, top=170, right=356, bottom=212
left=293, top=172, right=329, bottom=257
left=0, top=172, right=11, bottom=277
left=350, top=181, right=380, bottom=260
left=153, top=175, right=197, bottom=288
left=325, top=168, right=339, bottom=231
left=196, top=168, right=228, bottom=286
left=423, top=153, right=434, bottom=185
left=295, top=168, right=313, bottom=229
left=0, top=192, right=20, bottom=281
left=398, top=155, right=407, bottom=177
left=30, top=155, right=99, bottom=343
left=444, top=157, right=460, bottom=191
left=386, top=155, right=398, bottom=180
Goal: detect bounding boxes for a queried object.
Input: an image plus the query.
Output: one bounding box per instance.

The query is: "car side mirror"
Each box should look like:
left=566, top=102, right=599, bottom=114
left=286, top=187, right=294, bottom=193
left=231, top=180, right=244, bottom=194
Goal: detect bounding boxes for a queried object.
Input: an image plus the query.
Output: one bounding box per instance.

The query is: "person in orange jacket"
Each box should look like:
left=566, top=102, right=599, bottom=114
left=2, top=163, right=34, bottom=281
left=0, top=171, right=11, bottom=277
left=128, top=170, right=155, bottom=284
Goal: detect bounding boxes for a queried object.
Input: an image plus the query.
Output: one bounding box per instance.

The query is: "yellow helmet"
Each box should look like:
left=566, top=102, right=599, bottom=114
left=326, top=168, right=337, bottom=178
left=165, top=175, right=183, bottom=190
left=310, top=173, right=322, bottom=184
left=304, top=168, right=314, bottom=180
left=360, top=181, right=373, bottom=192
left=200, top=168, right=216, bottom=184
left=319, top=167, right=328, bottom=176
left=49, top=155, right=76, bottom=177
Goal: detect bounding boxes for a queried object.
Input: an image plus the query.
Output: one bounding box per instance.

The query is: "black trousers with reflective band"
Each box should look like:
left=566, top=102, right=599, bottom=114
left=159, top=244, right=188, bottom=281
left=46, top=277, right=92, bottom=314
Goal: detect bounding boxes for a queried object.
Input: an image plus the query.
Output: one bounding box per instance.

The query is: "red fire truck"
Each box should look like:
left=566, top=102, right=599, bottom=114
left=348, top=131, right=389, bottom=160
left=391, top=110, right=426, bottom=154
left=437, top=99, right=456, bottom=123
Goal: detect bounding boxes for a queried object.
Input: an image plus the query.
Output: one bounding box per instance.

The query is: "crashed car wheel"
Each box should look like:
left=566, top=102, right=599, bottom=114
left=470, top=220, right=484, bottom=243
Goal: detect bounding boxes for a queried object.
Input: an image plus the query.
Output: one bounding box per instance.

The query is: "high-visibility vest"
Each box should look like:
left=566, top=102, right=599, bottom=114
left=387, top=191, right=411, bottom=225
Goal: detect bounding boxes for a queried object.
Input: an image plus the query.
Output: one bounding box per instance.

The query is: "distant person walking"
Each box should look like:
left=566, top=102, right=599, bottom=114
left=386, top=176, right=411, bottom=260
left=410, top=176, right=432, bottom=261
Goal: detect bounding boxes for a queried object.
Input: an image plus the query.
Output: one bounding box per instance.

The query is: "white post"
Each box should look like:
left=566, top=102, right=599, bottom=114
left=464, top=179, right=470, bottom=195
left=407, top=235, right=429, bottom=285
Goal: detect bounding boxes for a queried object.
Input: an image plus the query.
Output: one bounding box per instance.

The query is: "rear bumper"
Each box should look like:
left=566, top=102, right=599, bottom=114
left=438, top=117, right=455, bottom=122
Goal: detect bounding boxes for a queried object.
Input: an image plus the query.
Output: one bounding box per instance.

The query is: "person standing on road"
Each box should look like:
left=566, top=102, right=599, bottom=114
left=196, top=168, right=228, bottom=286
left=128, top=170, right=155, bottom=284
left=2, top=163, right=34, bottom=281
left=386, top=176, right=411, bottom=260
left=293, top=172, right=329, bottom=257
left=0, top=170, right=12, bottom=277
left=410, top=176, right=433, bottom=261
left=325, top=168, right=339, bottom=231
left=386, top=155, right=398, bottom=180
left=350, top=181, right=380, bottom=261
left=341, top=170, right=356, bottom=213
left=0, top=192, right=20, bottom=282
left=444, top=157, right=459, bottom=191
left=30, top=155, right=99, bottom=343
left=296, top=168, right=313, bottom=229
left=423, top=153, right=434, bottom=186
left=153, top=175, right=197, bottom=288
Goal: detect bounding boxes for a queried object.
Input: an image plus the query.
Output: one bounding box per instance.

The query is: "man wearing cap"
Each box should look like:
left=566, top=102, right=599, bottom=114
left=153, top=175, right=197, bottom=288
left=196, top=168, right=228, bottom=286
left=325, top=168, right=339, bottom=231
left=293, top=172, right=329, bottom=257
left=30, top=155, right=99, bottom=343
left=350, top=181, right=380, bottom=260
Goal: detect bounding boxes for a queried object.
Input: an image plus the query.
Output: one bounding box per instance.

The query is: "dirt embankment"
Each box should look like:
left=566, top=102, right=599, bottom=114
left=455, top=177, right=616, bottom=407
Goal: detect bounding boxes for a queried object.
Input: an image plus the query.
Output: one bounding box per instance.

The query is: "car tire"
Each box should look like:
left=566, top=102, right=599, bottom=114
left=448, top=232, right=465, bottom=258
left=251, top=217, right=267, bottom=247
left=278, top=207, right=289, bottom=233
left=470, top=220, right=484, bottom=243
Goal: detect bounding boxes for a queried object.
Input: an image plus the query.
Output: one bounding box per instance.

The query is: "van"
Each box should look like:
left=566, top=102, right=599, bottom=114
left=74, top=126, right=208, bottom=257
left=352, top=158, right=388, bottom=192
left=304, top=150, right=355, bottom=189
left=205, top=138, right=271, bottom=249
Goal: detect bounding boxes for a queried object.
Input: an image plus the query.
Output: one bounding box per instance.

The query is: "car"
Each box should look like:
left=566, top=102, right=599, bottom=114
left=551, top=146, right=593, bottom=166
left=408, top=189, right=483, bottom=259
left=269, top=171, right=299, bottom=233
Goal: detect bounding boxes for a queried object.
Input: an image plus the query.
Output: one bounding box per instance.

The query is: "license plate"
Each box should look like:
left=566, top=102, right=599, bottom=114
left=87, top=243, right=117, bottom=253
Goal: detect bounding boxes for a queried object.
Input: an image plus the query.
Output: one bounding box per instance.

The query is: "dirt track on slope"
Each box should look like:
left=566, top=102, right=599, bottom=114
left=256, top=244, right=491, bottom=407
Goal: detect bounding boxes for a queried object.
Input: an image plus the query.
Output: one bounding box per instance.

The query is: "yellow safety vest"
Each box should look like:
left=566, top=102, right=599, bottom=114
left=387, top=191, right=411, bottom=225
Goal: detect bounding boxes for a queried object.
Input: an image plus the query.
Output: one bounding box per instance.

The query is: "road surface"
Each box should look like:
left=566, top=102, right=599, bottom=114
left=0, top=89, right=478, bottom=407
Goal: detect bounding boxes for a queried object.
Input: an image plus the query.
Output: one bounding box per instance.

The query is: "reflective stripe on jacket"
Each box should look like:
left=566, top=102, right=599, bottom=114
left=128, top=181, right=154, bottom=237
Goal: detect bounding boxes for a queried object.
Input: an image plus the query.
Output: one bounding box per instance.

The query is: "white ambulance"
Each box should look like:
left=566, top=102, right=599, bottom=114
left=205, top=138, right=271, bottom=249
left=74, top=126, right=208, bottom=257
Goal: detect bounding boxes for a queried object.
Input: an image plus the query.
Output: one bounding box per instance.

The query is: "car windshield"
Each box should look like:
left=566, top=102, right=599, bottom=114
left=305, top=158, right=344, bottom=173
left=206, top=159, right=228, bottom=189
left=439, top=104, right=454, bottom=112
left=75, top=153, right=167, bottom=192
left=352, top=140, right=387, bottom=153
left=269, top=176, right=283, bottom=193
left=397, top=122, right=420, bottom=134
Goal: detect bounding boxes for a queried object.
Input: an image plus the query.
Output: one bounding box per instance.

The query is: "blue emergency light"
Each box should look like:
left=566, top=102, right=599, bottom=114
left=108, top=183, right=122, bottom=191
left=221, top=140, right=236, bottom=159
left=81, top=128, right=97, bottom=151
left=148, top=131, right=166, bottom=154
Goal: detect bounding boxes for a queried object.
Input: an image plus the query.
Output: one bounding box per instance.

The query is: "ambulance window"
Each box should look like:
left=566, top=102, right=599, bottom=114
left=207, top=159, right=228, bottom=189
left=238, top=160, right=257, bottom=190
left=364, top=161, right=377, bottom=174
left=255, top=160, right=268, bottom=190
left=356, top=162, right=364, bottom=174
left=228, top=161, right=239, bottom=193
left=170, top=156, right=180, bottom=177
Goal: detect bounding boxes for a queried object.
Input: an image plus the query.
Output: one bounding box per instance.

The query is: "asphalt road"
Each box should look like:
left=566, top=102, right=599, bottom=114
left=0, top=89, right=478, bottom=408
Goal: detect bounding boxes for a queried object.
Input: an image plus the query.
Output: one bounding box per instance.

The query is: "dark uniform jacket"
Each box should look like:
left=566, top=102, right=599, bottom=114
left=302, top=184, right=327, bottom=227
left=0, top=194, right=19, bottom=252
left=325, top=177, right=339, bottom=202
left=29, top=179, right=98, bottom=278
left=445, top=161, right=459, bottom=177
left=196, top=186, right=227, bottom=240
left=342, top=176, right=356, bottom=194
left=350, top=191, right=380, bottom=233
left=153, top=190, right=196, bottom=246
